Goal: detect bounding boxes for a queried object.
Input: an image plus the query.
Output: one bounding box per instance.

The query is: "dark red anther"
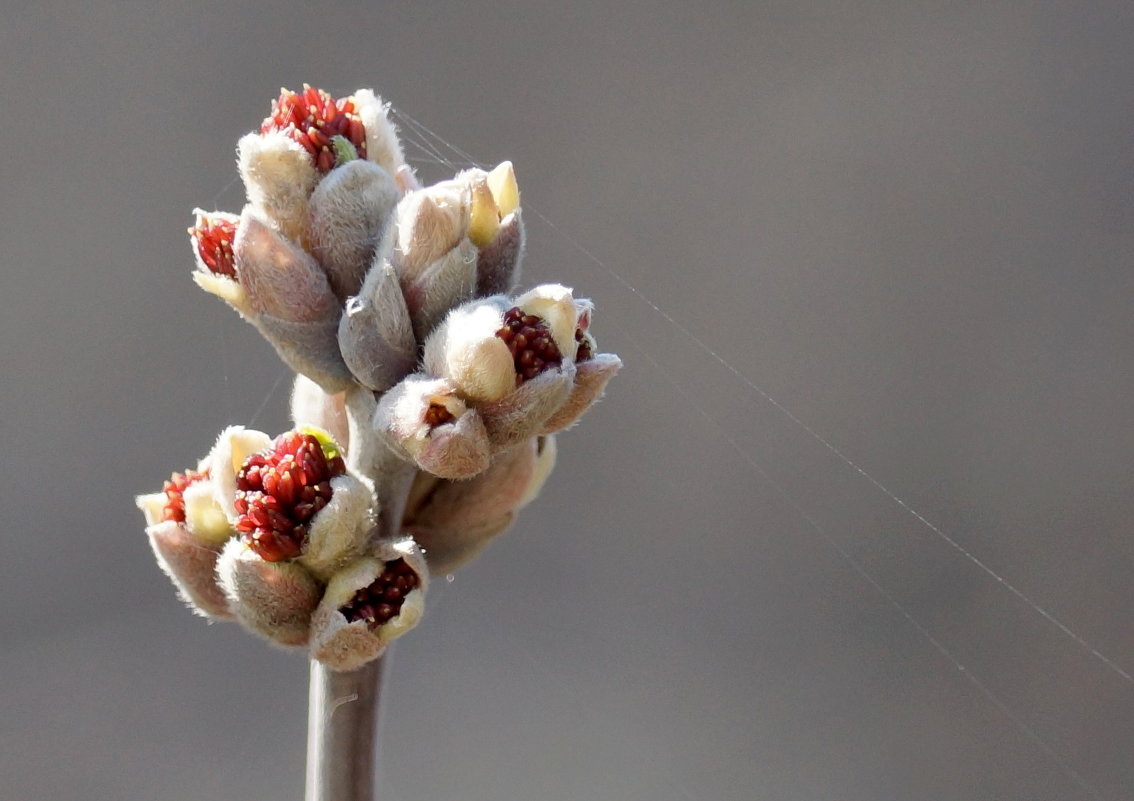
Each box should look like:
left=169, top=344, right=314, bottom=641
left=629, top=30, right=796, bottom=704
left=494, top=306, right=563, bottom=385
left=161, top=468, right=210, bottom=523
left=261, top=85, right=368, bottom=173
left=233, top=431, right=346, bottom=562
left=338, top=559, right=421, bottom=630
left=189, top=213, right=239, bottom=279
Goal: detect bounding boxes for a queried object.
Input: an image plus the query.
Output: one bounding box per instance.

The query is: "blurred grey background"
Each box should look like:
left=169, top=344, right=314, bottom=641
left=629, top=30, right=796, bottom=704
left=2, top=1, right=1133, bottom=799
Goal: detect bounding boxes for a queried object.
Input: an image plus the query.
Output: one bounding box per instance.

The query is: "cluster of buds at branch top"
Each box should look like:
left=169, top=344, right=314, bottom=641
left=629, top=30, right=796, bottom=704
left=144, top=84, right=619, bottom=668
left=139, top=426, right=427, bottom=668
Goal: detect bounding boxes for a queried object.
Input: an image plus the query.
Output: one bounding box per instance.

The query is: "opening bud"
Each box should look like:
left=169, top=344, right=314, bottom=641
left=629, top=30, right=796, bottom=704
left=233, top=430, right=347, bottom=562
left=262, top=85, right=368, bottom=174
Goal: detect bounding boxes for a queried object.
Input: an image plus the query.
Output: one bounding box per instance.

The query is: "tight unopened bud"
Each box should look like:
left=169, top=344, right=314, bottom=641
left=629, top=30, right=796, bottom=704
left=308, top=159, right=398, bottom=301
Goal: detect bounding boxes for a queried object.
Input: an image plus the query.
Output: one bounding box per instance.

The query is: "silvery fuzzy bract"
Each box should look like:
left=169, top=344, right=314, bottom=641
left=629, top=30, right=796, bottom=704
left=142, top=84, right=619, bottom=669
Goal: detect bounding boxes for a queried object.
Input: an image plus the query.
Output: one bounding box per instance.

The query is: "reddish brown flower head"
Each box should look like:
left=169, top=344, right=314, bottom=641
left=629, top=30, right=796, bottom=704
left=233, top=431, right=347, bottom=562
left=495, top=306, right=564, bottom=384
left=338, top=559, right=420, bottom=629
left=162, top=469, right=210, bottom=523
left=262, top=85, right=368, bottom=174
left=189, top=212, right=239, bottom=279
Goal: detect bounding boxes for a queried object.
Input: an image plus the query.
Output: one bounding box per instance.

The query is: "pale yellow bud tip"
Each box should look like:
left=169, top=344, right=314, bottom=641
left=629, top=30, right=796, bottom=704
left=487, top=161, right=520, bottom=217
left=192, top=271, right=251, bottom=315
left=467, top=177, right=500, bottom=248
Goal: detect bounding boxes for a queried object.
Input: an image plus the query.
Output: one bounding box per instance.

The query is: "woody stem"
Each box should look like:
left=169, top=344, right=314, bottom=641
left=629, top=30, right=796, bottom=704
left=305, top=657, right=386, bottom=801
left=304, top=386, right=419, bottom=801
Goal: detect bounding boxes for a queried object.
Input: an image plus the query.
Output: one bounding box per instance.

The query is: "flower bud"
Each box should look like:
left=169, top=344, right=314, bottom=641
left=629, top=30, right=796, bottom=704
left=308, top=159, right=398, bottom=301
left=393, top=185, right=469, bottom=279
left=139, top=463, right=235, bottom=618
left=232, top=429, right=372, bottom=579
left=374, top=375, right=491, bottom=480
left=231, top=207, right=356, bottom=391
left=216, top=538, right=321, bottom=647
left=337, top=262, right=417, bottom=392
left=486, top=161, right=520, bottom=218
left=310, top=540, right=428, bottom=671
left=466, top=174, right=500, bottom=248
left=513, top=284, right=577, bottom=357
left=422, top=290, right=578, bottom=440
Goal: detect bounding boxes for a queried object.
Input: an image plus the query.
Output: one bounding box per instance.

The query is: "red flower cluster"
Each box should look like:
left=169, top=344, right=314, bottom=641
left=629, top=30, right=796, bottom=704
left=262, top=85, right=368, bottom=173
left=189, top=212, right=238, bottom=279
left=495, top=307, right=563, bottom=384
left=338, top=559, right=420, bottom=629
left=234, top=431, right=347, bottom=562
left=161, top=468, right=210, bottom=523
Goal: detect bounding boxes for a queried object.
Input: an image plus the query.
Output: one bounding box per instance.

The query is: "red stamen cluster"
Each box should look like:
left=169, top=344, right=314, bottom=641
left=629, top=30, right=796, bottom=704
left=162, top=469, right=210, bottom=524
left=423, top=402, right=456, bottom=428
left=262, top=85, right=368, bottom=173
left=189, top=212, right=239, bottom=279
left=233, top=432, right=347, bottom=562
left=495, top=307, right=563, bottom=384
left=574, top=328, right=594, bottom=362
left=339, top=559, right=420, bottom=629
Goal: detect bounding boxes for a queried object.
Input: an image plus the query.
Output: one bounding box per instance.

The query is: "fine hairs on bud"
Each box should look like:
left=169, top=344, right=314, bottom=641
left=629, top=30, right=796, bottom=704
left=146, top=521, right=232, bottom=619
left=237, top=130, right=318, bottom=244
left=337, top=262, right=418, bottom=392
left=422, top=299, right=516, bottom=403
left=309, top=160, right=399, bottom=301
left=404, top=238, right=478, bottom=342
left=353, top=89, right=407, bottom=178
left=476, top=210, right=524, bottom=296
left=234, top=209, right=338, bottom=323
left=296, top=473, right=376, bottom=581
left=217, top=539, right=322, bottom=647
